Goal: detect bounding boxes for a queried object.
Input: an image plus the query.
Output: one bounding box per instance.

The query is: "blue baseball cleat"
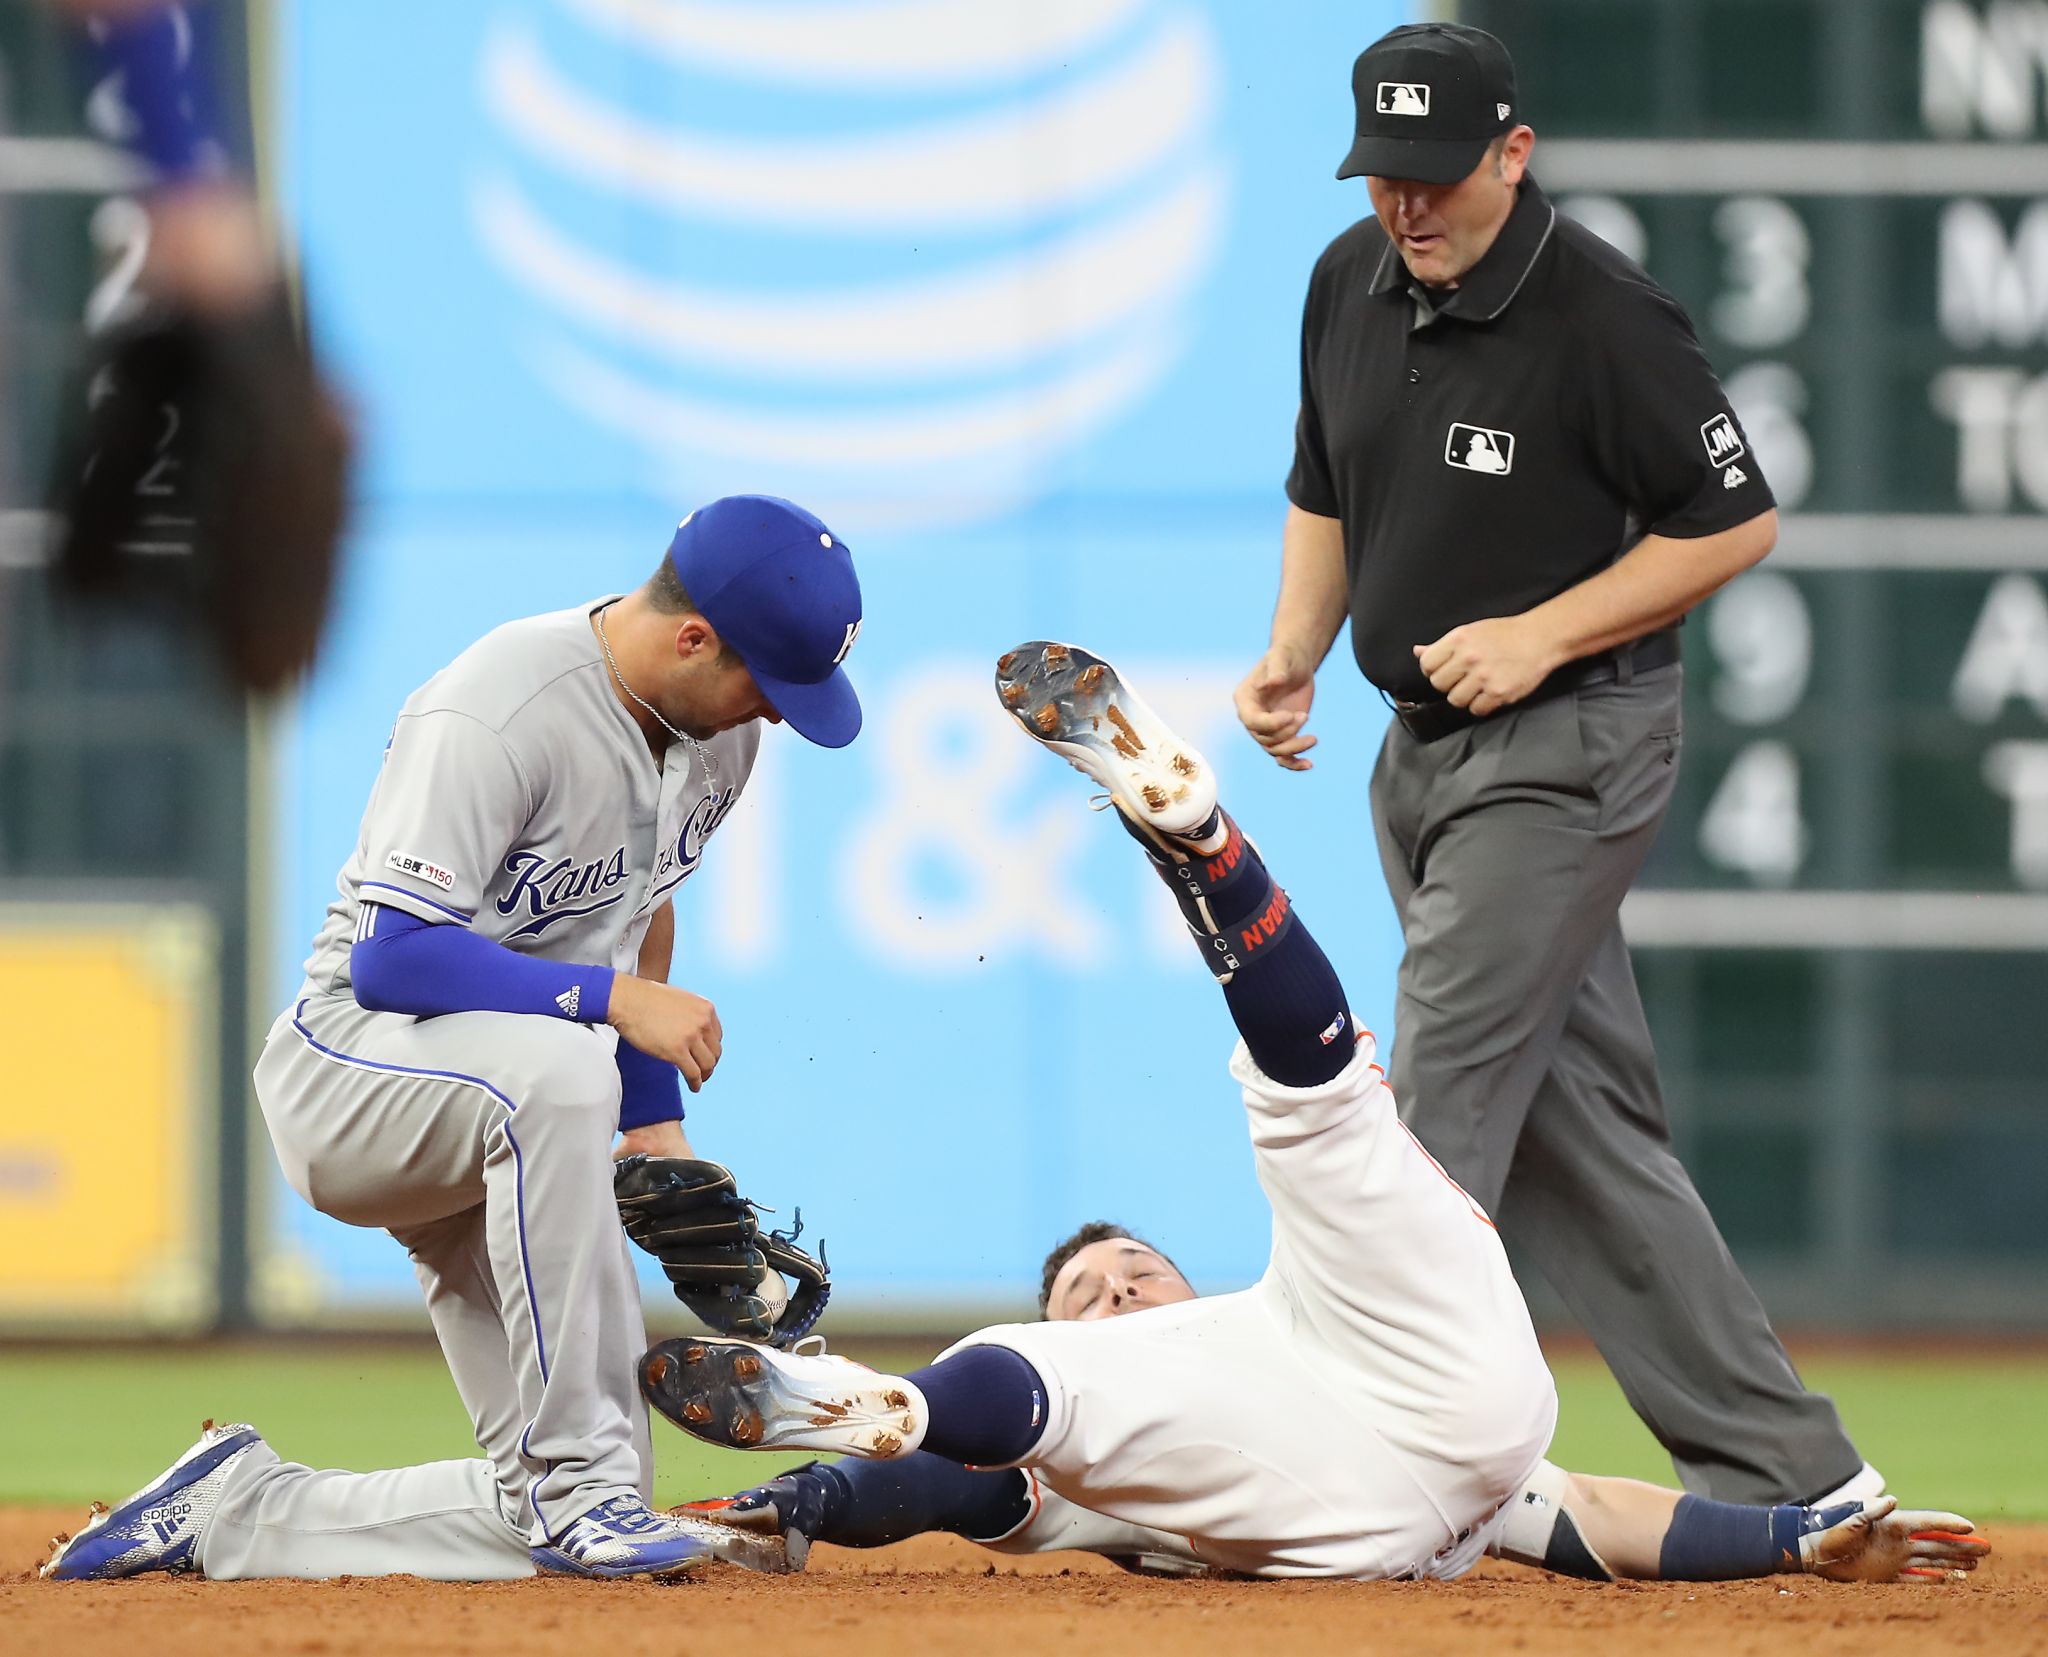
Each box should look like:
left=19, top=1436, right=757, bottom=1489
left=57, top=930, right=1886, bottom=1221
left=531, top=1493, right=794, bottom=1579
left=41, top=1421, right=262, bottom=1580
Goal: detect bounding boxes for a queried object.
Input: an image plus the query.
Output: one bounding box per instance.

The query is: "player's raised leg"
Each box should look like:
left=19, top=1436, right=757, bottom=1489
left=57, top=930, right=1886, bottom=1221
left=995, top=640, right=1354, bottom=1090
left=642, top=642, right=1359, bottom=1477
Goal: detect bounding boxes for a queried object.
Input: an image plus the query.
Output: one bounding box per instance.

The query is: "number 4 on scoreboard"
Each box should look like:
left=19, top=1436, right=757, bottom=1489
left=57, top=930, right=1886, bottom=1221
left=1699, top=741, right=1808, bottom=887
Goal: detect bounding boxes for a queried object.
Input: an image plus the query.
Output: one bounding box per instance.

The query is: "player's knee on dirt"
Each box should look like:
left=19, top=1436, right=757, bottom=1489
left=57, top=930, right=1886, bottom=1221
left=1495, top=1462, right=1617, bottom=1582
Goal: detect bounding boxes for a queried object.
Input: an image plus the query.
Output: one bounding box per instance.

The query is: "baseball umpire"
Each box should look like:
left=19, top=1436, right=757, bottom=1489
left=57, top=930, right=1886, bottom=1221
left=1231, top=22, right=1870, bottom=1508
left=42, top=495, right=853, bottom=1583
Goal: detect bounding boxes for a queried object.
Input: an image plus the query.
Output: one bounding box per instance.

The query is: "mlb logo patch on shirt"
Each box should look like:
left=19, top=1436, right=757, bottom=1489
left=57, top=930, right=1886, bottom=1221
left=1700, top=412, right=1746, bottom=468
left=386, top=849, right=457, bottom=892
left=1445, top=422, right=1515, bottom=476
left=1377, top=81, right=1430, bottom=116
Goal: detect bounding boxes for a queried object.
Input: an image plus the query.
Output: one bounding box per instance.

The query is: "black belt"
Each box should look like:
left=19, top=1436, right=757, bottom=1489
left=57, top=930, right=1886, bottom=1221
left=1389, top=628, right=1680, bottom=744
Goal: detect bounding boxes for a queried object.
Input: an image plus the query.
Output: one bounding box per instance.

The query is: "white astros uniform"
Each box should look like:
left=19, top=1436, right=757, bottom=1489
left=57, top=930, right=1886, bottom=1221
left=951, top=1037, right=1558, bottom=1581
left=223, top=598, right=757, bottom=1581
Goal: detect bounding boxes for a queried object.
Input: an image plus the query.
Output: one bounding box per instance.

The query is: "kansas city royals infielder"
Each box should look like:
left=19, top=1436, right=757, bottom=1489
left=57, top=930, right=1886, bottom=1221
left=43, top=495, right=859, bottom=1584
left=643, top=642, right=1986, bottom=1588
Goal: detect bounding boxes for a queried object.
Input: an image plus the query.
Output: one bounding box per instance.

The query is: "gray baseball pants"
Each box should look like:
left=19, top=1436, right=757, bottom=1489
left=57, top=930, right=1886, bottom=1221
left=1371, top=666, right=1862, bottom=1504
left=206, top=993, right=652, bottom=1580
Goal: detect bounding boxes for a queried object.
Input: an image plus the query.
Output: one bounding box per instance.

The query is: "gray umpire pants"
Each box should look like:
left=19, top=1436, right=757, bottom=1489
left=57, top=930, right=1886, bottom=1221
left=208, top=994, right=654, bottom=1580
left=1371, top=666, right=1861, bottom=1504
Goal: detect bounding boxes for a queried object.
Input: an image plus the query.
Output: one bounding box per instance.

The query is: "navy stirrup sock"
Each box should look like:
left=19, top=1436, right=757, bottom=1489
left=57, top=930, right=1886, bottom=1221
left=905, top=1345, right=1049, bottom=1467
left=803, top=1455, right=1034, bottom=1548
left=1114, top=807, right=1353, bottom=1089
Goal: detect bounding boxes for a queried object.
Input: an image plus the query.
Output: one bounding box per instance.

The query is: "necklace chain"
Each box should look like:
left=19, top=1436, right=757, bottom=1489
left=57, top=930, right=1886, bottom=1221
left=596, top=604, right=717, bottom=783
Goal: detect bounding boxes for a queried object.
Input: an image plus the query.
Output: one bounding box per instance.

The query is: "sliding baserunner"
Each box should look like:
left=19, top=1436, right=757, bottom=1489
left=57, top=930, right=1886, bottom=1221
left=640, top=642, right=1985, bottom=1587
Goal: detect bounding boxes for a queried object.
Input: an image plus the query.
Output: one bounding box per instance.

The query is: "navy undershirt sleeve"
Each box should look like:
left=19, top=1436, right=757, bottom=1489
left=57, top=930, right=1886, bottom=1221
left=350, top=904, right=615, bottom=1025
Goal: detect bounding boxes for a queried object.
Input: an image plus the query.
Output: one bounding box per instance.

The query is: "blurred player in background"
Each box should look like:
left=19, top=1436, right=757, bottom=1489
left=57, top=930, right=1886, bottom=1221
left=42, top=0, right=350, bottom=692
left=648, top=643, right=1986, bottom=1589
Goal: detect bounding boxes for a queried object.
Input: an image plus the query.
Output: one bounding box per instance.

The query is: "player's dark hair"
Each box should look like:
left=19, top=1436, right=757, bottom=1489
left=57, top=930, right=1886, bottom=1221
left=644, top=556, right=700, bottom=616
left=643, top=556, right=741, bottom=664
left=1036, top=1221, right=1181, bottom=1319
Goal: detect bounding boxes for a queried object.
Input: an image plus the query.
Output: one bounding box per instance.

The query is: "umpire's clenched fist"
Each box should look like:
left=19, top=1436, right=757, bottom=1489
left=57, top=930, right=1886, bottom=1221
left=1235, top=644, right=1320, bottom=771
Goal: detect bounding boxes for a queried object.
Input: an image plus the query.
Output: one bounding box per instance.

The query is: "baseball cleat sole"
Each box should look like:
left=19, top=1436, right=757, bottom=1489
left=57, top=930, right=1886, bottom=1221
left=641, top=1337, right=927, bottom=1460
left=995, top=641, right=1217, bottom=839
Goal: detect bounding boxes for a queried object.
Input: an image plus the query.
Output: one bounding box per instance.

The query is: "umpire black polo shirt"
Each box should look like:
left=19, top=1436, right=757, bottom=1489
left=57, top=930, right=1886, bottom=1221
left=1287, top=177, right=1774, bottom=702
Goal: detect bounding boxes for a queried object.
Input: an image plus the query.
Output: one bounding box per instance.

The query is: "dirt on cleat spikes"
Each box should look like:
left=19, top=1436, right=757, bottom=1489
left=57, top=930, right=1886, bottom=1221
left=732, top=1412, right=763, bottom=1446
left=646, top=1355, right=673, bottom=1385
left=1000, top=682, right=1026, bottom=706
left=1076, top=663, right=1104, bottom=693
left=997, top=650, right=1023, bottom=676
left=1033, top=705, right=1060, bottom=734
left=1142, top=784, right=1169, bottom=811
left=682, top=1401, right=712, bottom=1424
left=1043, top=644, right=1071, bottom=670
left=873, top=1433, right=904, bottom=1456
left=1171, top=753, right=1196, bottom=776
left=733, top=1354, right=762, bottom=1380
left=1106, top=705, right=1144, bottom=752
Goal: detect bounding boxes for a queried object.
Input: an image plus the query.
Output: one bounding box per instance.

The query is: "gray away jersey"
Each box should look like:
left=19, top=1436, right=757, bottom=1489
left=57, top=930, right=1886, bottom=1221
left=300, top=597, right=759, bottom=998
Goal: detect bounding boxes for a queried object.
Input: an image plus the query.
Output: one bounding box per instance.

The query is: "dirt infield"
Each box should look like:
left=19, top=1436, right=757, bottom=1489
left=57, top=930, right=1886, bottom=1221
left=6, top=1508, right=2044, bottom=1657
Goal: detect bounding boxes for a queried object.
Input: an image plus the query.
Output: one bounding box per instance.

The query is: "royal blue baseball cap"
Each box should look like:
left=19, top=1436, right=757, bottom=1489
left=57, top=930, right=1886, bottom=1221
left=667, top=494, right=863, bottom=748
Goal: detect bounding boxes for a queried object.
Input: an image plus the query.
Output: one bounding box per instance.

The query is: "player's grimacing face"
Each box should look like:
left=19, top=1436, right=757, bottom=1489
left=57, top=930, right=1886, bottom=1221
left=1366, top=127, right=1532, bottom=290
left=1046, top=1240, right=1198, bottom=1322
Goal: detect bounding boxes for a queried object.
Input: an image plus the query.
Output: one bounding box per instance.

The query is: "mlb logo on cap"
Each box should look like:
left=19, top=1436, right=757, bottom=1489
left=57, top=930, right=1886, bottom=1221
left=1377, top=82, right=1431, bottom=116
left=1338, top=22, right=1519, bottom=185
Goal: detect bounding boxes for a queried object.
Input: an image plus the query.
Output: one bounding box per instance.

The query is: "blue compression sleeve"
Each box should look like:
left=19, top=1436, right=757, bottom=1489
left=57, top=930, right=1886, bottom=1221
left=351, top=904, right=615, bottom=1025
left=780, top=1456, right=1033, bottom=1549
left=79, top=2, right=235, bottom=184
left=615, top=1037, right=683, bottom=1131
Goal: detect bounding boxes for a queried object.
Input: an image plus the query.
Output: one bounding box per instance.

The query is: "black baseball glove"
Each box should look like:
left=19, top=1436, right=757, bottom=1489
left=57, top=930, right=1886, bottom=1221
left=612, top=1155, right=830, bottom=1347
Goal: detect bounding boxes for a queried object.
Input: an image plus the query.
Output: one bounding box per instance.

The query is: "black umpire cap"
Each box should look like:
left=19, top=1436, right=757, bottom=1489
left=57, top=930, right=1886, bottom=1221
left=1336, top=22, right=1519, bottom=186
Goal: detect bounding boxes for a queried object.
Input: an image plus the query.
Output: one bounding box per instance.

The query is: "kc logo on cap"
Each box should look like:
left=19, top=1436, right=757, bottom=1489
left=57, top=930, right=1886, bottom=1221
left=1377, top=81, right=1431, bottom=116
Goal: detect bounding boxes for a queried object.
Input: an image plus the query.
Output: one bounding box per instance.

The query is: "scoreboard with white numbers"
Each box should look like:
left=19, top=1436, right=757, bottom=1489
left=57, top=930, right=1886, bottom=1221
left=1460, top=0, right=2048, bottom=1322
